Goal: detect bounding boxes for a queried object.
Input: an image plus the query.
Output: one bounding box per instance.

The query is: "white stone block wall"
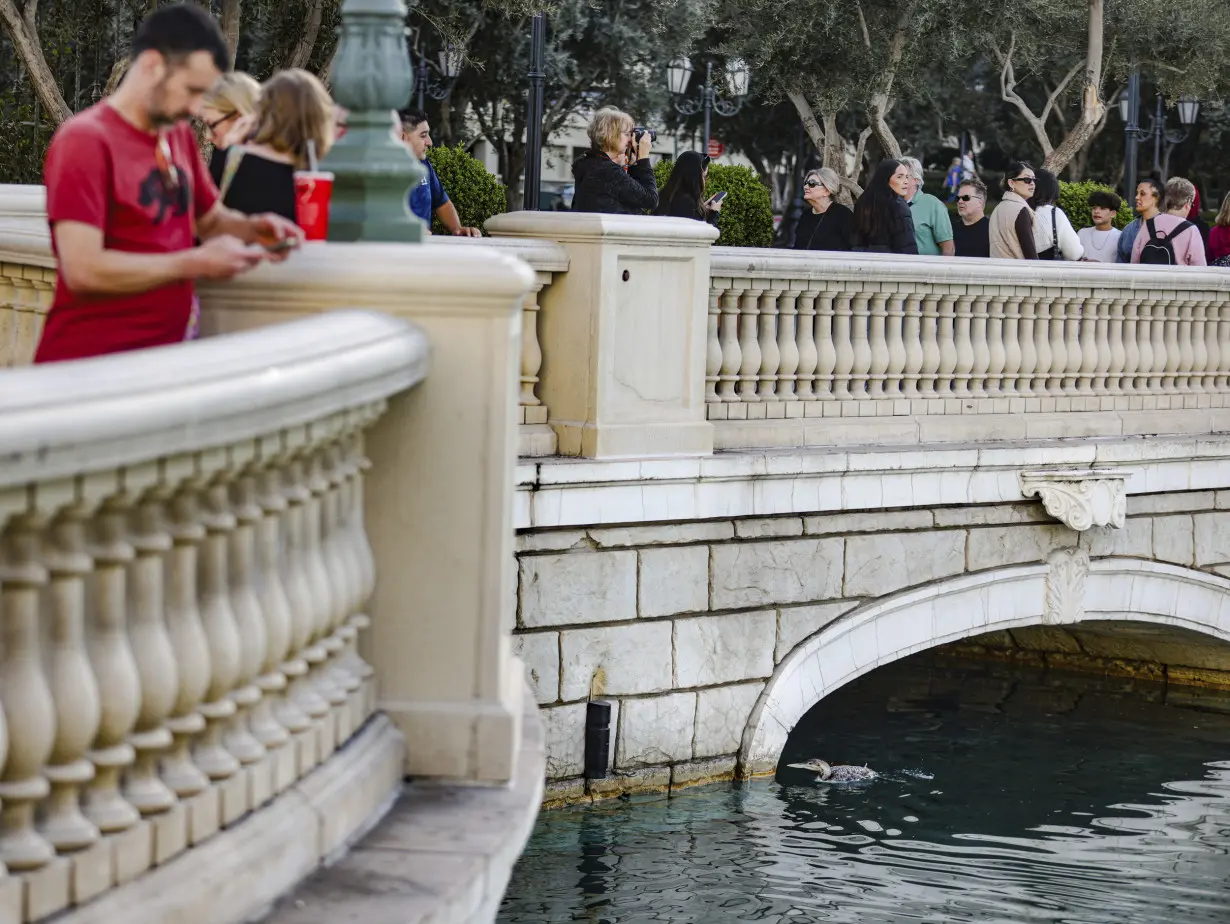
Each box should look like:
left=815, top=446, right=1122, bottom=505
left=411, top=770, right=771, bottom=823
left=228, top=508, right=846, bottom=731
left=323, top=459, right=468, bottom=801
left=514, top=490, right=1230, bottom=800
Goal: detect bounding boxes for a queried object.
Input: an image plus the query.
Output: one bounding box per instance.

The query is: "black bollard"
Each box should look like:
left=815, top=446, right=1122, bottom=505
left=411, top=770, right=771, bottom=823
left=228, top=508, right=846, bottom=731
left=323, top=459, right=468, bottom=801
left=584, top=700, right=612, bottom=779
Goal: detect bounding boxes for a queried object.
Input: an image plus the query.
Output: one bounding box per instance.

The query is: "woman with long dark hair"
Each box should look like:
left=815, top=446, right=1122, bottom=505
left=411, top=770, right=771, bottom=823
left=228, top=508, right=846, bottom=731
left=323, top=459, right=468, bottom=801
left=989, top=161, right=1039, bottom=259
left=655, top=151, right=722, bottom=223
left=1029, top=168, right=1083, bottom=260
left=851, top=159, right=917, bottom=254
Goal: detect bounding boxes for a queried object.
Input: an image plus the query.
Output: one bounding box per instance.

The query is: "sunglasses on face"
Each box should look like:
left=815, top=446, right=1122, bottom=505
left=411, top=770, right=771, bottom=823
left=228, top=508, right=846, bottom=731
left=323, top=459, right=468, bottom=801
left=1012, top=176, right=1036, bottom=185
left=956, top=194, right=981, bottom=202
left=804, top=179, right=822, bottom=189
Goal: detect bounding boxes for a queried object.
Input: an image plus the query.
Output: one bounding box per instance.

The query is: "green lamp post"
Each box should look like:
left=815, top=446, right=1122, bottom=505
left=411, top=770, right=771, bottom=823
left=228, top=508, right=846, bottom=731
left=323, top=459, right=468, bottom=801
left=324, top=0, right=427, bottom=242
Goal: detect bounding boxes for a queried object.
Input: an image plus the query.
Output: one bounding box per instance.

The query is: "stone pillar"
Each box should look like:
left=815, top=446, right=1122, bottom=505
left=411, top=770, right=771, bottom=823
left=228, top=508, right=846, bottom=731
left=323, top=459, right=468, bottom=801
left=485, top=212, right=717, bottom=458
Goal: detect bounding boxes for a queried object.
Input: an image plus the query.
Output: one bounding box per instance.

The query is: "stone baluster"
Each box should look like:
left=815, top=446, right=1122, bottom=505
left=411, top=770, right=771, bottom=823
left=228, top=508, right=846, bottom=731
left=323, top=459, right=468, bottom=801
left=1076, top=296, right=1100, bottom=395
left=193, top=478, right=241, bottom=783
left=39, top=501, right=102, bottom=851
left=951, top=294, right=975, bottom=397
left=775, top=287, right=800, bottom=401
left=223, top=462, right=269, bottom=771
left=0, top=511, right=56, bottom=870
left=755, top=286, right=782, bottom=402
left=982, top=293, right=1006, bottom=396
left=995, top=292, right=1018, bottom=397
left=736, top=283, right=763, bottom=402
left=882, top=291, right=906, bottom=398
left=83, top=496, right=142, bottom=835
left=1200, top=298, right=1219, bottom=393
left=303, top=448, right=349, bottom=738
left=1133, top=298, right=1154, bottom=393
left=935, top=292, right=959, bottom=396
left=1216, top=299, right=1230, bottom=390
left=717, top=286, right=742, bottom=402
left=866, top=292, right=891, bottom=397
left=705, top=283, right=725, bottom=403
left=1161, top=298, right=1182, bottom=392
left=319, top=440, right=362, bottom=734
left=1014, top=295, right=1037, bottom=397
left=794, top=289, right=819, bottom=400
left=1092, top=297, right=1116, bottom=395
left=1030, top=294, right=1053, bottom=395
left=813, top=290, right=838, bottom=399
left=831, top=292, right=854, bottom=400
left=848, top=291, right=872, bottom=398
left=1106, top=297, right=1129, bottom=395
left=918, top=294, right=941, bottom=397
left=1056, top=294, right=1082, bottom=396
left=1045, top=294, right=1068, bottom=395
left=124, top=490, right=179, bottom=818
left=519, top=277, right=547, bottom=410
left=161, top=483, right=211, bottom=799
left=1176, top=296, right=1198, bottom=392
left=343, top=425, right=378, bottom=719
left=968, top=293, right=991, bottom=397
left=901, top=295, right=923, bottom=397
left=1147, top=296, right=1168, bottom=392
left=253, top=462, right=306, bottom=755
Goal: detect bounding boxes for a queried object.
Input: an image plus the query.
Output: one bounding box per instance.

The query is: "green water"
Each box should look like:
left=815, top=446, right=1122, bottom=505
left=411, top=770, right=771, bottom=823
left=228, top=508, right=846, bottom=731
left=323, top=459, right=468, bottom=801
left=500, top=656, right=1230, bottom=923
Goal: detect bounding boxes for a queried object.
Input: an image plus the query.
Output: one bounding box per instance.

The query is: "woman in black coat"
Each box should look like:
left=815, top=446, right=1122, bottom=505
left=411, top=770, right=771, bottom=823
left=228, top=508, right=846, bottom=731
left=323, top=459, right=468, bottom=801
left=851, top=159, right=918, bottom=254
left=793, top=167, right=853, bottom=251
left=571, top=107, right=658, bottom=215
left=655, top=150, right=723, bottom=224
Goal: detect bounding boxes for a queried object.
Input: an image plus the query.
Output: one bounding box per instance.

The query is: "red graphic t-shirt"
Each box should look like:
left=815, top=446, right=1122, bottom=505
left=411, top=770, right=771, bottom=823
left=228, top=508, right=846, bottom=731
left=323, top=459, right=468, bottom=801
left=33, top=103, right=219, bottom=363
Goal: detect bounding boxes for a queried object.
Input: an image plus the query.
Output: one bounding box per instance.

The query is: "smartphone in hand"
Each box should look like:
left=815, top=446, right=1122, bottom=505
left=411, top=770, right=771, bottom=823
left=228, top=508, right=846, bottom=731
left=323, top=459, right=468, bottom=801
left=709, top=190, right=728, bottom=204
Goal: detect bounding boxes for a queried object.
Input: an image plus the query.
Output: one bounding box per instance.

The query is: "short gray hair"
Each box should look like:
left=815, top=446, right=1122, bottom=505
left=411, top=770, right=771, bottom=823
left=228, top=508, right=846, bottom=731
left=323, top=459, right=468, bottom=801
left=900, top=156, right=924, bottom=182
left=806, top=167, right=842, bottom=196
left=1164, top=176, right=1196, bottom=212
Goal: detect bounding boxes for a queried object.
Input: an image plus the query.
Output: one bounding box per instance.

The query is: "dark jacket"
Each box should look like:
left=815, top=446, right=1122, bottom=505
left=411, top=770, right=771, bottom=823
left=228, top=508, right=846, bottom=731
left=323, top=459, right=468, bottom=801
left=852, top=196, right=917, bottom=255
left=659, top=191, right=718, bottom=225
left=793, top=203, right=853, bottom=251
left=571, top=150, right=658, bottom=215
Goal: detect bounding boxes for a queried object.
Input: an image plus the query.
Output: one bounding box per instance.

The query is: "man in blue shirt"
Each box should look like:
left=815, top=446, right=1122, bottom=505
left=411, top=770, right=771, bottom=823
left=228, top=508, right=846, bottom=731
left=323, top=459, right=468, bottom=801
left=400, top=109, right=480, bottom=237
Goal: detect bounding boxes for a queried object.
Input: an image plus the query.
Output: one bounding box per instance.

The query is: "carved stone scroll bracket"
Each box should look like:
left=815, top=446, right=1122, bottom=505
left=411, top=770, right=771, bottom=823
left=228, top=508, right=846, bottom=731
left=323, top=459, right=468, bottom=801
left=1020, top=469, right=1129, bottom=532
left=1043, top=547, right=1089, bottom=626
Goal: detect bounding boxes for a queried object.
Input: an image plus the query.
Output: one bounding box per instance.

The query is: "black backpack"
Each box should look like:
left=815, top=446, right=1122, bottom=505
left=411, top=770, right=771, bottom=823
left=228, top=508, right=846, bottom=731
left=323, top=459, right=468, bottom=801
left=1139, top=217, right=1194, bottom=265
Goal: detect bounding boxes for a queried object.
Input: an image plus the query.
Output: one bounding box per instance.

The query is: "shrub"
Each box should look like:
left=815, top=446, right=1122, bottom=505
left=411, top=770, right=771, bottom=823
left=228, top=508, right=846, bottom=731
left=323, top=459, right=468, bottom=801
left=653, top=159, right=774, bottom=248
left=1058, top=180, right=1134, bottom=231
left=424, top=144, right=507, bottom=236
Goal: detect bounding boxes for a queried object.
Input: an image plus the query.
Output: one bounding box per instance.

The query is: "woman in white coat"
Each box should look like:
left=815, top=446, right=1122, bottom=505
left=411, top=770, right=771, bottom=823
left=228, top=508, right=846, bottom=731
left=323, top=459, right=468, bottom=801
left=1030, top=169, right=1084, bottom=261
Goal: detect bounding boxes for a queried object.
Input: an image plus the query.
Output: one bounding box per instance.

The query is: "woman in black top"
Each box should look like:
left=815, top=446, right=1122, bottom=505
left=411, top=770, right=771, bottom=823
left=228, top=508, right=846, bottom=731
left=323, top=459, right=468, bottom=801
left=851, top=159, right=918, bottom=254
left=212, top=68, right=335, bottom=223
left=655, top=151, right=723, bottom=224
left=571, top=107, right=658, bottom=215
left=793, top=167, right=853, bottom=251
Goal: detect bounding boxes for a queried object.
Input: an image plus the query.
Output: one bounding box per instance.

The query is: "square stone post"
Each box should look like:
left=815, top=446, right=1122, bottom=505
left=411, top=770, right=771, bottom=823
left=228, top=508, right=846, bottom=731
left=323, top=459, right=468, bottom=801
left=198, top=242, right=532, bottom=783
left=485, top=213, right=717, bottom=458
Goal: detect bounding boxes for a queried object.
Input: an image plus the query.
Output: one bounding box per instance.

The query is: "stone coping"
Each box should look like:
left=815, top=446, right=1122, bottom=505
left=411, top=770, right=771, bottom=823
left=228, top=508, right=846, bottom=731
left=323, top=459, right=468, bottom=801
left=487, top=211, right=720, bottom=246
left=60, top=714, right=405, bottom=924
left=514, top=434, right=1230, bottom=529
left=260, top=682, right=545, bottom=924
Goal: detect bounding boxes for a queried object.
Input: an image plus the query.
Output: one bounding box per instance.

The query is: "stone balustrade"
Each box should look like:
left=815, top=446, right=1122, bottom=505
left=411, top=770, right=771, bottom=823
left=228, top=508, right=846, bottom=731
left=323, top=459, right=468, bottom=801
left=0, top=309, right=428, bottom=923
left=707, top=248, right=1230, bottom=449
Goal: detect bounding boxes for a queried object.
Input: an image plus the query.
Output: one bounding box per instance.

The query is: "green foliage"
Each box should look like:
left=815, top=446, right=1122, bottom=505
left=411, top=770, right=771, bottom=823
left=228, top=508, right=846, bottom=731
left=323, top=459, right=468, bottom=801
left=1058, top=180, right=1134, bottom=232
left=425, top=144, right=507, bottom=235
left=653, top=158, right=773, bottom=248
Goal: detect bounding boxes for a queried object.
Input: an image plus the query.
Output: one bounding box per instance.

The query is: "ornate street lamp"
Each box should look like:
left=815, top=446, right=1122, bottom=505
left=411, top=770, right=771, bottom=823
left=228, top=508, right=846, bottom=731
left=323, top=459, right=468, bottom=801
left=324, top=0, right=426, bottom=242
left=411, top=40, right=464, bottom=112
left=667, top=56, right=750, bottom=156
left=1118, top=67, right=1200, bottom=195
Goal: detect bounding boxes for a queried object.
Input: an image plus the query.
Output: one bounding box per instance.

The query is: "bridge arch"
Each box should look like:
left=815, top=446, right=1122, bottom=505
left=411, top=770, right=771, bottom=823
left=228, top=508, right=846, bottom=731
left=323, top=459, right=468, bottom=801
left=738, top=555, right=1230, bottom=775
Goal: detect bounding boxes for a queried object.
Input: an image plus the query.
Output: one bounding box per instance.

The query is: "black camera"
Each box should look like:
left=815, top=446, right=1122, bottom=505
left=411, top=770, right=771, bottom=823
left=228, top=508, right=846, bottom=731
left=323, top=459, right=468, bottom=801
left=633, top=127, right=657, bottom=144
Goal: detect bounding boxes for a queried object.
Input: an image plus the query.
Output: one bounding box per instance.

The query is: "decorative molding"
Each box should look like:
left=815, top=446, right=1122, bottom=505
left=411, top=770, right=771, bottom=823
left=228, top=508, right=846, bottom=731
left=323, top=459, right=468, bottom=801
left=1020, top=469, right=1128, bottom=531
left=1043, top=547, right=1089, bottom=625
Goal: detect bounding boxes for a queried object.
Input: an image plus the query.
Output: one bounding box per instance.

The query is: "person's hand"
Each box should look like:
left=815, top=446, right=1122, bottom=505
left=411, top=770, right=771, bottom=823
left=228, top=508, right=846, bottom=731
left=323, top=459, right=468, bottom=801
left=249, top=213, right=304, bottom=262
left=706, top=195, right=724, bottom=213
left=452, top=226, right=482, bottom=238
left=188, top=235, right=266, bottom=280
left=636, top=132, right=652, bottom=162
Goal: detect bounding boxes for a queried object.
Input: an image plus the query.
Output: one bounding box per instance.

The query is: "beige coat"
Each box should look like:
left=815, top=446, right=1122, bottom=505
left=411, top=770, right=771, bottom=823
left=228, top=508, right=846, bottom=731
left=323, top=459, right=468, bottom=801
left=989, top=191, right=1032, bottom=259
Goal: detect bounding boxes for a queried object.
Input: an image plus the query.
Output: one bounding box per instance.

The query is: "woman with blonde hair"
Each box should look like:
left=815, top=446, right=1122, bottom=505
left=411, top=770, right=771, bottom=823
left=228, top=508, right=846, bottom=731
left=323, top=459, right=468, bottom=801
left=571, top=106, right=658, bottom=214
left=213, top=68, right=335, bottom=222
left=201, top=71, right=261, bottom=183
left=793, top=167, right=852, bottom=251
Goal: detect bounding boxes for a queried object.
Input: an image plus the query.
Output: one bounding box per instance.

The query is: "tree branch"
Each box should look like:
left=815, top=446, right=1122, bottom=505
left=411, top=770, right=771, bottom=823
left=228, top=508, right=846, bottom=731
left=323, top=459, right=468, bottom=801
left=994, top=33, right=1054, bottom=159
left=220, top=0, right=241, bottom=69
left=287, top=0, right=325, bottom=70
left=0, top=0, right=72, bottom=124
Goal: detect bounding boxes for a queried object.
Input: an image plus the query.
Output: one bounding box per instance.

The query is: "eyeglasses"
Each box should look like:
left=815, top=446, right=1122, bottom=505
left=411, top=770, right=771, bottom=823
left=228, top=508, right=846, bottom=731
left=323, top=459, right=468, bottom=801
left=956, top=194, right=981, bottom=202
left=1011, top=176, right=1036, bottom=185
left=206, top=112, right=236, bottom=133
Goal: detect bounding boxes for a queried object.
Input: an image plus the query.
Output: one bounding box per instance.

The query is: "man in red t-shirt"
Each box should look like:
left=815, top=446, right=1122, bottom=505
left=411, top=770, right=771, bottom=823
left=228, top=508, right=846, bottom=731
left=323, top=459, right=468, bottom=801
left=34, top=3, right=302, bottom=364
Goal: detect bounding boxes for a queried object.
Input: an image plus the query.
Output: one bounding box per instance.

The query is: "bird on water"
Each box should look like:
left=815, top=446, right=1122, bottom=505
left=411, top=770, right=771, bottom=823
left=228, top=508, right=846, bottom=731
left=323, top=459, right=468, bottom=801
left=785, top=759, right=878, bottom=782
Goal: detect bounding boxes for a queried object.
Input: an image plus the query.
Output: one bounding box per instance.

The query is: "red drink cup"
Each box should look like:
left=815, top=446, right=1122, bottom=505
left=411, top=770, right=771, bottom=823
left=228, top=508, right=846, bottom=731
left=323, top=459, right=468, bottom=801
left=294, top=170, right=334, bottom=241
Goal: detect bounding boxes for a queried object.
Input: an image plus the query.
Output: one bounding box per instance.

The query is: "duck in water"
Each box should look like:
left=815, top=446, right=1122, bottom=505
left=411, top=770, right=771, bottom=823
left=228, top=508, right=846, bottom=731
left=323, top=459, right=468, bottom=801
left=785, top=759, right=877, bottom=783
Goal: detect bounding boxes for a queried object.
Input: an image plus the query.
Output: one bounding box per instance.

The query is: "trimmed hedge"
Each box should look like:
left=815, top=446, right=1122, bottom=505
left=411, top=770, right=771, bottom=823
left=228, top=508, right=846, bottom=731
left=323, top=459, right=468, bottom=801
left=653, top=159, right=774, bottom=248
left=1057, top=180, right=1134, bottom=231
left=424, top=143, right=507, bottom=236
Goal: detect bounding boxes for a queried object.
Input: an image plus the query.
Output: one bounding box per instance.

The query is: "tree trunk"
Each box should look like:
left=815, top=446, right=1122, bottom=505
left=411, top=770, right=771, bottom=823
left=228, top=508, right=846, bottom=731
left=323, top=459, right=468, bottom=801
left=221, top=0, right=241, bottom=68
left=1043, top=0, right=1104, bottom=173
left=862, top=1, right=913, bottom=162
left=287, top=0, right=326, bottom=70
left=0, top=0, right=72, bottom=125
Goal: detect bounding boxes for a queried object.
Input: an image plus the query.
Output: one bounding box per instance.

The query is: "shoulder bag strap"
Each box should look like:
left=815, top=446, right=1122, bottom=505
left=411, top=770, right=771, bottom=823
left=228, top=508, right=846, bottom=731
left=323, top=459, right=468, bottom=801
left=218, top=145, right=246, bottom=202
left=1050, top=207, right=1058, bottom=258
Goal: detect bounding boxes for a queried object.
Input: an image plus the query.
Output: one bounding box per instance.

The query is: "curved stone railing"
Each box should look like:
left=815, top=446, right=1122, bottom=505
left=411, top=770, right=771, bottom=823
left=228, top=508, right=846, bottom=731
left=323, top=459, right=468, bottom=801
left=708, top=248, right=1230, bottom=448
left=0, top=309, right=428, bottom=922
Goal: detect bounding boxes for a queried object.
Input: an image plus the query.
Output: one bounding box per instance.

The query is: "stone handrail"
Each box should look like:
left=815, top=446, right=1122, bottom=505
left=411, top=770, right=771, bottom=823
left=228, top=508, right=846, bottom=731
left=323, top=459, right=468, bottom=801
left=0, top=309, right=428, bottom=919
left=707, top=247, right=1230, bottom=448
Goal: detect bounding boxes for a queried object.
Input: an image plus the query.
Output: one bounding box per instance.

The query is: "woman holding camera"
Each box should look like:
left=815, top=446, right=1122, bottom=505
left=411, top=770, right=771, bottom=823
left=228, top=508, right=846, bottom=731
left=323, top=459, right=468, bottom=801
left=655, top=151, right=723, bottom=223
left=572, top=107, right=658, bottom=214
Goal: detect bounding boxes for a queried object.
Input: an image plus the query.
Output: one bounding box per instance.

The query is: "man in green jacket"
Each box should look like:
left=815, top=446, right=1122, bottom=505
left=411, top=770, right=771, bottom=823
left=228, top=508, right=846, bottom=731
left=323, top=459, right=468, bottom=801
left=902, top=156, right=955, bottom=257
